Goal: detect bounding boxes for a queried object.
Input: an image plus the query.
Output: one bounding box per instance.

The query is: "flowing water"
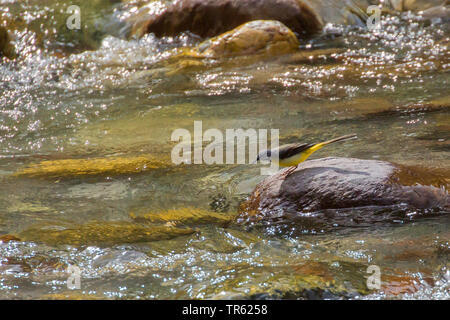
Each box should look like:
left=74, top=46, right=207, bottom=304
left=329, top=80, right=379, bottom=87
left=0, top=0, right=448, bottom=299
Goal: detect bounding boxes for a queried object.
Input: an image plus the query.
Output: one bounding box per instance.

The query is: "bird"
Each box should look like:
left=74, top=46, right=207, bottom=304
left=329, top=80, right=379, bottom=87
left=255, top=133, right=358, bottom=176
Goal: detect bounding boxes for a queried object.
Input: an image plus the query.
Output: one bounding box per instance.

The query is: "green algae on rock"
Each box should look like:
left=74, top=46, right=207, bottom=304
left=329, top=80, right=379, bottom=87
left=19, top=221, right=195, bottom=246
left=130, top=207, right=236, bottom=226
left=12, top=154, right=173, bottom=179
left=42, top=292, right=105, bottom=300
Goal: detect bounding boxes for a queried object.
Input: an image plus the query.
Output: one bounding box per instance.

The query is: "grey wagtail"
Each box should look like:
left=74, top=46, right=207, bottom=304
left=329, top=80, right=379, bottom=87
left=256, top=133, right=357, bottom=175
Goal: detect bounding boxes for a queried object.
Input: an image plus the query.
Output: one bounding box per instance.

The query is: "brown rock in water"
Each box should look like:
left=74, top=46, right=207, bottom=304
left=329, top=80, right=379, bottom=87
left=195, top=20, right=300, bottom=58
left=155, top=20, right=300, bottom=75
left=238, top=157, right=449, bottom=226
left=130, top=0, right=322, bottom=38
left=0, top=234, right=21, bottom=243
left=0, top=26, right=15, bottom=59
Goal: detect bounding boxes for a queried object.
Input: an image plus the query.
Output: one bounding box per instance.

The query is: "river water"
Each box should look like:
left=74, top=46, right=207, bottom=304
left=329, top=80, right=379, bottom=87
left=0, top=0, right=448, bottom=299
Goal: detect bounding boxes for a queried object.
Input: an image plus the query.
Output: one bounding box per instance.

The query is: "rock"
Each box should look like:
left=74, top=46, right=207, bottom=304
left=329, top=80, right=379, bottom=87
left=381, top=273, right=428, bottom=296
left=127, top=0, right=378, bottom=39
left=42, top=292, right=104, bottom=300
left=156, top=20, right=300, bottom=75
left=129, top=0, right=323, bottom=38
left=237, top=157, right=449, bottom=226
left=208, top=260, right=372, bottom=299
left=0, top=26, right=15, bottom=59
left=19, top=221, right=195, bottom=246
left=419, top=5, right=450, bottom=21
left=390, top=0, right=446, bottom=12
left=305, top=0, right=369, bottom=27
left=194, top=20, right=300, bottom=58
left=12, top=154, right=172, bottom=179
left=130, top=207, right=236, bottom=226
left=0, top=235, right=21, bottom=243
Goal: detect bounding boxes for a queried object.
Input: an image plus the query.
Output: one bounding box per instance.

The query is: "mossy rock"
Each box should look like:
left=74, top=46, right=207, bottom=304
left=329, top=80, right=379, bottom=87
left=131, top=207, right=236, bottom=226
left=41, top=292, right=105, bottom=300
left=19, top=221, right=195, bottom=246
left=12, top=154, right=172, bottom=179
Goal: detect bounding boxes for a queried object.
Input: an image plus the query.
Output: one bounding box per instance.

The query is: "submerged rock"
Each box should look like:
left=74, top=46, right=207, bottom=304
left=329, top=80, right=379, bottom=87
left=19, top=221, right=195, bottom=246
left=129, top=0, right=322, bottom=38
left=131, top=207, right=236, bottom=226
left=42, top=292, right=104, bottom=300
left=418, top=4, right=450, bottom=21
left=209, top=260, right=373, bottom=299
left=12, top=154, right=172, bottom=179
left=238, top=157, right=449, bottom=226
left=389, top=0, right=446, bottom=12
left=0, top=234, right=20, bottom=243
left=0, top=26, right=15, bottom=59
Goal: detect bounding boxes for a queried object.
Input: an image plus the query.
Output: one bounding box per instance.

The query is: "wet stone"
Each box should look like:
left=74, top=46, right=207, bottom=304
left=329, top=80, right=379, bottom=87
left=19, top=221, right=195, bottom=246
left=12, top=155, right=172, bottom=179
left=238, top=157, right=449, bottom=230
left=130, top=207, right=236, bottom=227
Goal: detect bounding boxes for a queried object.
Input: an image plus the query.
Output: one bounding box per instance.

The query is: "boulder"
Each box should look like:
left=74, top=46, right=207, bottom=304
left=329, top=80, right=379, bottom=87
left=128, top=0, right=450, bottom=40
left=129, top=0, right=323, bottom=38
left=238, top=157, right=449, bottom=227
left=153, top=20, right=300, bottom=75
left=195, top=20, right=300, bottom=58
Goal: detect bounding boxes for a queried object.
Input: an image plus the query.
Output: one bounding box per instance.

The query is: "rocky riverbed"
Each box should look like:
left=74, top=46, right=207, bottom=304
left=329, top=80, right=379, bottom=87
left=0, top=0, right=449, bottom=299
